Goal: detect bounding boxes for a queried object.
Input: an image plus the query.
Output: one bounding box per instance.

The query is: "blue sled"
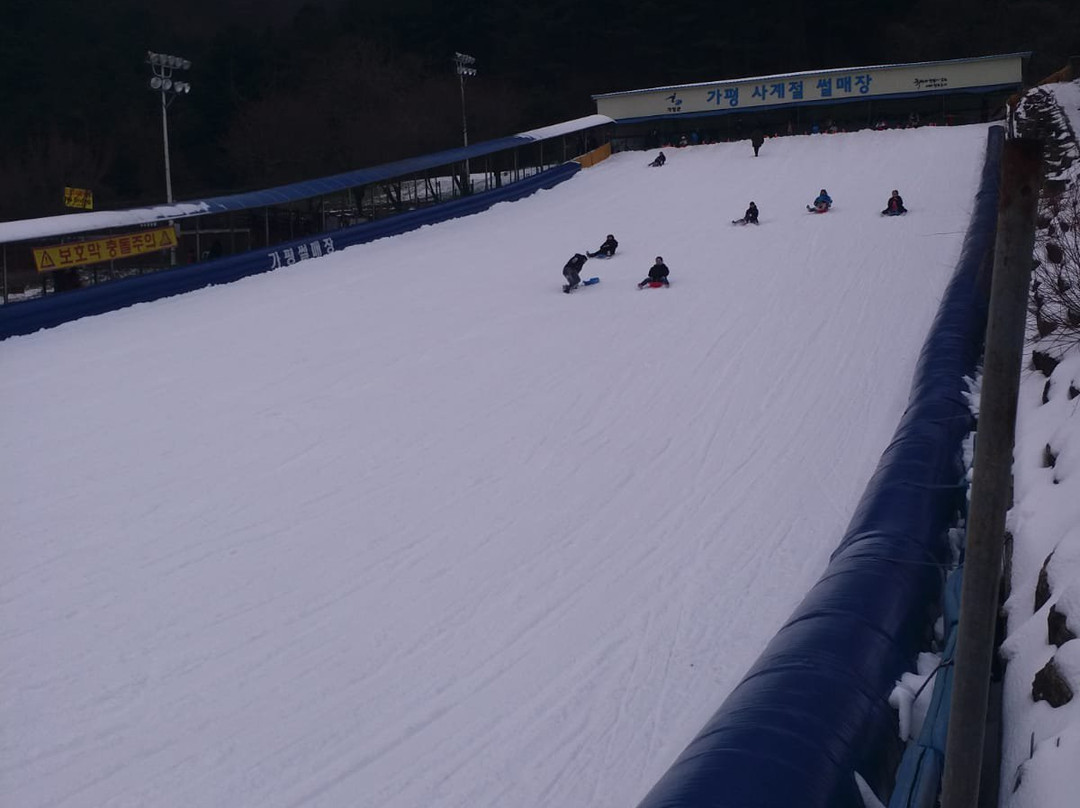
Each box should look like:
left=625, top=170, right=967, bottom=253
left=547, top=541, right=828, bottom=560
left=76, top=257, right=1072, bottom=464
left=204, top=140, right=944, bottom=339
left=582, top=277, right=600, bottom=285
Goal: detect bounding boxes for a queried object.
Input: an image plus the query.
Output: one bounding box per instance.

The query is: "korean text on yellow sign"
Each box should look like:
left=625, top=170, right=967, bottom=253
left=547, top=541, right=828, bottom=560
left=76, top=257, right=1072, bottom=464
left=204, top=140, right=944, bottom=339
left=63, top=187, right=94, bottom=210
left=33, top=226, right=178, bottom=272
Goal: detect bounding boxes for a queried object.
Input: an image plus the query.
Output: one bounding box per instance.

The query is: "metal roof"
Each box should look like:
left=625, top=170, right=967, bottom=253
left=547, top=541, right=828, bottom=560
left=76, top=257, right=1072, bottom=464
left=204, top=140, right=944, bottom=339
left=0, top=114, right=613, bottom=245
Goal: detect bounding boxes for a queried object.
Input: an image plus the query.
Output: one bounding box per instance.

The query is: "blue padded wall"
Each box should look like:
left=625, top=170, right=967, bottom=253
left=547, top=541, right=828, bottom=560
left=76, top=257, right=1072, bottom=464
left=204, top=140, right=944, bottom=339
left=635, top=126, right=1003, bottom=808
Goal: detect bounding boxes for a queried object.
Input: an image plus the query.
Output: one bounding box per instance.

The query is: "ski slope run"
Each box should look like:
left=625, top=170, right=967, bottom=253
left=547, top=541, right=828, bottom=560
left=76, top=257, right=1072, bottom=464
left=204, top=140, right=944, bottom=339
left=1, top=124, right=990, bottom=808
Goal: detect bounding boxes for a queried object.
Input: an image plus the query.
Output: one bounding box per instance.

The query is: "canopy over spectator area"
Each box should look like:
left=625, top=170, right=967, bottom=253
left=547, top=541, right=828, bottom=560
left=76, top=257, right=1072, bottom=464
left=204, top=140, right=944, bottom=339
left=0, top=114, right=614, bottom=303
left=0, top=115, right=614, bottom=246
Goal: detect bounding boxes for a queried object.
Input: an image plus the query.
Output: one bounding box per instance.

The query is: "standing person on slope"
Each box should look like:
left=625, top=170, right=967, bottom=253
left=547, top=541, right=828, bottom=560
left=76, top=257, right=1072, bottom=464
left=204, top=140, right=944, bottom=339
left=563, top=253, right=589, bottom=293
left=637, top=257, right=671, bottom=288
left=750, top=129, right=764, bottom=157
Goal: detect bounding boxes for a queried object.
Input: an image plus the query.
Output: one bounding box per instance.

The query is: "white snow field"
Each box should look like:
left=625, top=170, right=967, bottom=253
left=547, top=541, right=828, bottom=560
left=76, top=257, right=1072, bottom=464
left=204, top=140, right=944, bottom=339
left=2, top=123, right=991, bottom=808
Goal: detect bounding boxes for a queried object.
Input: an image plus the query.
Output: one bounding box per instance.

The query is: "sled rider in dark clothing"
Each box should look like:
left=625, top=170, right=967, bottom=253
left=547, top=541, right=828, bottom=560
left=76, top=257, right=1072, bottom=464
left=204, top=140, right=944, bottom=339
left=882, top=189, right=907, bottom=215
left=563, top=252, right=589, bottom=292
left=587, top=235, right=618, bottom=258
left=734, top=202, right=759, bottom=225
left=637, top=256, right=670, bottom=288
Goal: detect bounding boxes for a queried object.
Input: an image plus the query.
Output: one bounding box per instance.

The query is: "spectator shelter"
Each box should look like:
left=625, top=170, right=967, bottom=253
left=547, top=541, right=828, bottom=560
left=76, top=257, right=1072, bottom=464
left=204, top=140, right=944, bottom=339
left=593, top=53, right=1027, bottom=149
left=0, top=115, right=614, bottom=306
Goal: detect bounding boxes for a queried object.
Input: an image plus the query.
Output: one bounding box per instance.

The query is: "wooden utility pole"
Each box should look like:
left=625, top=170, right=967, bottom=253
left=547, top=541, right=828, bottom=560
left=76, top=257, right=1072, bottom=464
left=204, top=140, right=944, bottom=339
left=941, top=138, right=1043, bottom=808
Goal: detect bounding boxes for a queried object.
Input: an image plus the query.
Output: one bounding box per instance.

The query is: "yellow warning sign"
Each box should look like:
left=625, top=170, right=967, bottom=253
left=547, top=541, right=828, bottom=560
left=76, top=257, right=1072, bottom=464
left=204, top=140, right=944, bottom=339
left=63, top=187, right=94, bottom=210
left=33, top=226, right=178, bottom=272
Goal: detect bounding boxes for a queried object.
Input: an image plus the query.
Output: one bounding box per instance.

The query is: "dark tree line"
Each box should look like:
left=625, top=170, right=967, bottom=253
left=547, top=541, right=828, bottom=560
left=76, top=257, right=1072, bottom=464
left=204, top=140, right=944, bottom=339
left=0, top=0, right=1075, bottom=221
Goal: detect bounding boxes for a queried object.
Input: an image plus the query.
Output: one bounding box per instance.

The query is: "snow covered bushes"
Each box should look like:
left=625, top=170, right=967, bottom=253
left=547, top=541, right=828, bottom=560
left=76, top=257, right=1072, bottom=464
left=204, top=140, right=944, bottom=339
left=1022, top=87, right=1080, bottom=359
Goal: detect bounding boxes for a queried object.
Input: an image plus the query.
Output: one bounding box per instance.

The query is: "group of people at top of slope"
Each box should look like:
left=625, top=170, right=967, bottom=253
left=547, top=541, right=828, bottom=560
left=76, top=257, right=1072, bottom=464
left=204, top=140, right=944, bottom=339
left=808, top=188, right=907, bottom=214
left=648, top=148, right=907, bottom=219
left=564, top=152, right=909, bottom=292
left=562, top=235, right=670, bottom=292
left=732, top=188, right=904, bottom=222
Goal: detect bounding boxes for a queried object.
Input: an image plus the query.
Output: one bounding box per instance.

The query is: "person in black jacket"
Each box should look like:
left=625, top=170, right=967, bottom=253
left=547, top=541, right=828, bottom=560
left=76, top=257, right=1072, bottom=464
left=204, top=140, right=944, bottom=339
left=637, top=256, right=670, bottom=288
left=563, top=253, right=589, bottom=292
left=587, top=235, right=618, bottom=258
left=882, top=189, right=907, bottom=216
left=750, top=129, right=764, bottom=157
left=648, top=151, right=666, bottom=167
left=733, top=201, right=759, bottom=225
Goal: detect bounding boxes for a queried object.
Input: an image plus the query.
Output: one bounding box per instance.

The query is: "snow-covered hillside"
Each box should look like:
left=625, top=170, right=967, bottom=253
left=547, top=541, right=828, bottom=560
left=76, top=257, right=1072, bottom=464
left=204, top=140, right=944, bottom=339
left=2, top=124, right=992, bottom=808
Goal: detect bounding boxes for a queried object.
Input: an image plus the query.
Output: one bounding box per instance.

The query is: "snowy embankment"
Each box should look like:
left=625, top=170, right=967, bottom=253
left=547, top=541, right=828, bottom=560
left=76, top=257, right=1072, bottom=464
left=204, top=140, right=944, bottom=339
left=2, top=124, right=989, bottom=808
left=1000, top=79, right=1080, bottom=808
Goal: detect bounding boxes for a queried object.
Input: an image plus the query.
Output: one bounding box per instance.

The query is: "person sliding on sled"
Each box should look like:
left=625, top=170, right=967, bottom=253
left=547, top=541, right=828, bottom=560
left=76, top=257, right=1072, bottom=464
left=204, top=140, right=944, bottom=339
left=882, top=189, right=907, bottom=216
left=649, top=151, right=666, bottom=167
left=808, top=189, right=832, bottom=212
left=587, top=235, right=618, bottom=258
left=563, top=253, right=589, bottom=293
left=733, top=201, right=759, bottom=225
left=637, top=256, right=670, bottom=288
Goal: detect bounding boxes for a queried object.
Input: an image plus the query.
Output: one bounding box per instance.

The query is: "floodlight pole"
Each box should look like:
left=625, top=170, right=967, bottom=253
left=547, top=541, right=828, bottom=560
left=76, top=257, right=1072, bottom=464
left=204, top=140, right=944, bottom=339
left=453, top=52, right=477, bottom=194
left=160, top=90, right=174, bottom=205
left=146, top=51, right=192, bottom=264
left=459, top=71, right=469, bottom=160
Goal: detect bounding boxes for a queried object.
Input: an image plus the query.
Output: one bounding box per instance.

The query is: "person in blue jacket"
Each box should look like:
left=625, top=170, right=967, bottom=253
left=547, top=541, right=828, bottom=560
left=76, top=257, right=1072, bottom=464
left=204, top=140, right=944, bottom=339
left=808, top=189, right=832, bottom=212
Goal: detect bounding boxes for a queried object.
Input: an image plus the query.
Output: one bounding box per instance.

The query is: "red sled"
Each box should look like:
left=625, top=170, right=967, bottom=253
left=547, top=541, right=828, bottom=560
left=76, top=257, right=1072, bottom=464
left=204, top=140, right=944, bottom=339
left=647, top=281, right=666, bottom=288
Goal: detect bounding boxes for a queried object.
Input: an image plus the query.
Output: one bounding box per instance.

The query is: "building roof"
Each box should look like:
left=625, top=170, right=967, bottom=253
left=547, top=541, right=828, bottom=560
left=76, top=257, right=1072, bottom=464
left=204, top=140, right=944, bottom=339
left=591, top=53, right=1030, bottom=100
left=0, top=114, right=614, bottom=245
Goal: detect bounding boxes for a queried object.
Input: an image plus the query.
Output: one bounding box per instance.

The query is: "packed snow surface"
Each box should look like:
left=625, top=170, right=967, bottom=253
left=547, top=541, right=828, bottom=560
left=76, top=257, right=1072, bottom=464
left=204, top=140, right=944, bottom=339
left=2, top=124, right=990, bottom=807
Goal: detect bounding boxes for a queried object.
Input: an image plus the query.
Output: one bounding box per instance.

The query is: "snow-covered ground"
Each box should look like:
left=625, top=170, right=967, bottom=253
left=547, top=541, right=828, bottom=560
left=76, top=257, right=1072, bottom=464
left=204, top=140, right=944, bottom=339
left=1001, top=79, right=1080, bottom=808
left=2, top=124, right=993, bottom=808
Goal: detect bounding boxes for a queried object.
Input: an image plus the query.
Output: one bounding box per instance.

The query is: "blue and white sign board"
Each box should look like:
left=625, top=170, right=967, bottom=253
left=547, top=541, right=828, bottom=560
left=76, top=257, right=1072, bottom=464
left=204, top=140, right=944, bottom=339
left=592, top=54, right=1025, bottom=122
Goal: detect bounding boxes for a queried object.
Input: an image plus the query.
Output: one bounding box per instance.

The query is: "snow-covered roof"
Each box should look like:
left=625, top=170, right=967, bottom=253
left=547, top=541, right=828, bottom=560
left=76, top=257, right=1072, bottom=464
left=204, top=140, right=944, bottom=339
left=0, top=114, right=614, bottom=245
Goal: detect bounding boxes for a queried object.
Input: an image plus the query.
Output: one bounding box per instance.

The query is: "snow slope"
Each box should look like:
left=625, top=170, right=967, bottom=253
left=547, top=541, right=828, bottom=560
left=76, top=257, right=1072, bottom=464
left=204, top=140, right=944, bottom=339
left=1, top=124, right=991, bottom=808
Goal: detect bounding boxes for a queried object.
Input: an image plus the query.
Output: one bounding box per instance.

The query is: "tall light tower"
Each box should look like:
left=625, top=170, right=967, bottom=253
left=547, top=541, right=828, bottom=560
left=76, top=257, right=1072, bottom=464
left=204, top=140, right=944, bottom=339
left=453, top=52, right=477, bottom=192
left=146, top=51, right=192, bottom=206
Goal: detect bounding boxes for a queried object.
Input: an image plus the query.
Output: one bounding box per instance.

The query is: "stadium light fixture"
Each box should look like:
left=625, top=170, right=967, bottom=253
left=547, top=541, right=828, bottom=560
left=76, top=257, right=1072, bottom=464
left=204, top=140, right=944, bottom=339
left=453, top=52, right=478, bottom=191
left=146, top=50, right=192, bottom=264
left=145, top=50, right=193, bottom=208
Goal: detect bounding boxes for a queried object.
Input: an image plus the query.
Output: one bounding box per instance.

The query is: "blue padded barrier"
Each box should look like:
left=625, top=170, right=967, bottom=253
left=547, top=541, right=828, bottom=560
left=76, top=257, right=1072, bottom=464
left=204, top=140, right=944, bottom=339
left=635, top=126, right=1003, bottom=808
left=888, top=568, right=962, bottom=808
left=0, top=162, right=580, bottom=340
